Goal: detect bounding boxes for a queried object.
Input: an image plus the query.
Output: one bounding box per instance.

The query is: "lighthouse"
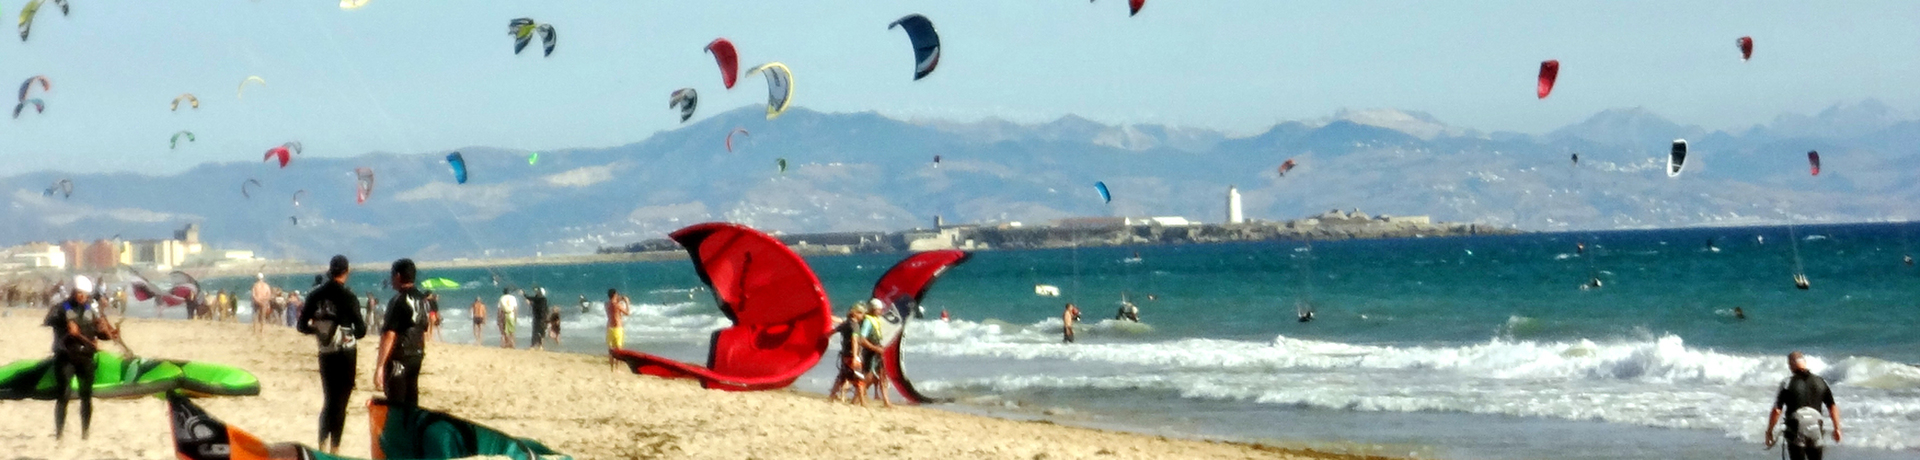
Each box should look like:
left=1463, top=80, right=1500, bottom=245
left=1226, top=186, right=1244, bottom=224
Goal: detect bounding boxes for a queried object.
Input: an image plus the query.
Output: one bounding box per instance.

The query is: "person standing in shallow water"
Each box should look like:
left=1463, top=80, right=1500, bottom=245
left=374, top=259, right=431, bottom=407
left=297, top=255, right=365, bottom=454
left=469, top=297, right=487, bottom=346
left=1765, top=351, right=1842, bottom=460
left=1061, top=303, right=1082, bottom=343
left=605, top=289, right=629, bottom=370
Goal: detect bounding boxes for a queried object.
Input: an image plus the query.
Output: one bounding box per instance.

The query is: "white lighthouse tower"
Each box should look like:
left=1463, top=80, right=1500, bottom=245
left=1226, top=186, right=1244, bottom=224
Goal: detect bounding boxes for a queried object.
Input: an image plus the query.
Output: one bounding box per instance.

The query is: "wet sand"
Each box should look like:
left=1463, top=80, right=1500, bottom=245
left=0, top=312, right=1390, bottom=459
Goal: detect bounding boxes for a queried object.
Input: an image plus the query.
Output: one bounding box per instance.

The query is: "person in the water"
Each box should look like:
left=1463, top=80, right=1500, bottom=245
left=1905, top=255, right=1914, bottom=266
left=1061, top=303, right=1082, bottom=343
left=1733, top=307, right=1746, bottom=320
left=1794, top=274, right=1811, bottom=290
left=1114, top=300, right=1139, bottom=322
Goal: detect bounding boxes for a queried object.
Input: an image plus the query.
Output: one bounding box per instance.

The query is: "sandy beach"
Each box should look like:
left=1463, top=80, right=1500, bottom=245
left=0, top=312, right=1384, bottom=460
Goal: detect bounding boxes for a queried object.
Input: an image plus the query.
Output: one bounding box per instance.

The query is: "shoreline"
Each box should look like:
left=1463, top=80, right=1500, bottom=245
left=0, top=313, right=1394, bottom=459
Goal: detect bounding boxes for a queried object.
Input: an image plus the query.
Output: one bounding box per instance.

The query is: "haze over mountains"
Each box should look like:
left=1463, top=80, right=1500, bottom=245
left=4, top=101, right=1916, bottom=261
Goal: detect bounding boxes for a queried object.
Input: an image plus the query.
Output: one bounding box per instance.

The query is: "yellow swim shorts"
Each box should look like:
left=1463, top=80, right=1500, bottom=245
left=606, top=327, right=624, bottom=350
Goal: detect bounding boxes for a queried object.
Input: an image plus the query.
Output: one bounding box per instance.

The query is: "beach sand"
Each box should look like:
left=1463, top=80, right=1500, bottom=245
left=0, top=312, right=1385, bottom=459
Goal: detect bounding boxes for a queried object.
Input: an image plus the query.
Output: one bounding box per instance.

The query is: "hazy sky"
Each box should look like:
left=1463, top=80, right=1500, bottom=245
left=3, top=1, right=1917, bottom=174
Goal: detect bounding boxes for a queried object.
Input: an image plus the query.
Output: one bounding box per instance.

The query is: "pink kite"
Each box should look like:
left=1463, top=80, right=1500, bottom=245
left=871, top=249, right=971, bottom=404
left=612, top=223, right=833, bottom=391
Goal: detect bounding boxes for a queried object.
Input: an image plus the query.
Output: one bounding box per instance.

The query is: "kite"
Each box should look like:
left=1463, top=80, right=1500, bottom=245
left=170, top=131, right=195, bottom=149
left=1667, top=139, right=1688, bottom=178
left=670, top=88, right=698, bottom=123
left=1807, top=150, right=1821, bottom=176
left=354, top=167, right=374, bottom=204
left=746, top=62, right=793, bottom=119
left=12, top=98, right=43, bottom=118
left=776, top=157, right=787, bottom=174
left=170, top=93, right=198, bottom=111
left=1537, top=60, right=1559, bottom=99
left=291, top=190, right=307, bottom=207
left=339, top=0, right=370, bottom=10
left=610, top=223, right=833, bottom=391
left=706, top=38, right=739, bottom=89
left=1571, top=153, right=1579, bottom=166
left=1737, top=36, right=1753, bottom=61
left=1094, top=181, right=1111, bottom=203
left=237, top=76, right=266, bottom=99
left=528, top=152, right=538, bottom=165
left=446, top=152, right=468, bottom=184
left=1093, top=0, right=1146, bottom=16
left=726, top=128, right=749, bottom=153
left=263, top=142, right=301, bottom=168
left=888, top=14, right=942, bottom=80
left=933, top=155, right=941, bottom=167
left=508, top=19, right=555, bottom=56
left=43, top=178, right=70, bottom=198
left=17, top=0, right=67, bottom=42
left=1278, top=158, right=1296, bottom=176
left=870, top=250, right=971, bottom=404
left=240, top=179, right=260, bottom=199
left=17, top=75, right=49, bottom=101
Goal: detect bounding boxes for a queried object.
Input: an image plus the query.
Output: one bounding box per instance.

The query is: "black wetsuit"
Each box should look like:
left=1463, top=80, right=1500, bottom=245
left=298, top=280, right=366, bottom=450
left=1774, top=371, right=1835, bottom=460
left=834, top=320, right=860, bottom=378
left=527, top=293, right=549, bottom=348
left=381, top=288, right=430, bottom=407
left=43, top=299, right=103, bottom=439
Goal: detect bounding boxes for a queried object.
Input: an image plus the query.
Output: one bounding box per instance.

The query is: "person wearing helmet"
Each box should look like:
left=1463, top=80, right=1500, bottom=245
left=43, top=275, right=117, bottom=439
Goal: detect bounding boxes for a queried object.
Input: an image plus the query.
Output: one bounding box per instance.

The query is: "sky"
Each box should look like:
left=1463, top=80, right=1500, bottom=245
left=2, top=0, right=1918, bottom=174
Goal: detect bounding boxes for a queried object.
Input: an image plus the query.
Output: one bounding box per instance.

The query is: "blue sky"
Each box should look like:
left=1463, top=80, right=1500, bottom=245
left=2, top=0, right=1917, bottom=174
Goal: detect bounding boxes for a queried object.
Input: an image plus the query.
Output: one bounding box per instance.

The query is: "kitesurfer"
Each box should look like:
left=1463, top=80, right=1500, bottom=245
left=1583, top=277, right=1604, bottom=290
left=1765, top=351, right=1842, bottom=460
left=1733, top=307, right=1746, bottom=320
left=497, top=288, right=519, bottom=349
left=578, top=294, right=590, bottom=314
left=375, top=259, right=430, bottom=407
left=1115, top=300, right=1140, bottom=322
left=605, top=289, right=629, bottom=370
left=43, top=275, right=116, bottom=440
left=1062, top=303, right=1082, bottom=343
left=830, top=304, right=878, bottom=405
left=1906, top=255, right=1915, bottom=266
left=470, top=297, right=487, bottom=346
left=251, top=274, right=273, bottom=334
left=940, top=308, right=950, bottom=322
left=1576, top=241, right=1586, bottom=255
left=297, top=255, right=365, bottom=454
left=1794, top=274, right=1811, bottom=290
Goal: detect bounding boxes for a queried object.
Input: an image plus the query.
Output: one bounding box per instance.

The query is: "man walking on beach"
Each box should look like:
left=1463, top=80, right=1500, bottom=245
left=470, top=297, right=487, bottom=346
left=251, top=274, right=273, bottom=334
left=605, top=289, right=628, bottom=370
left=297, top=256, right=365, bottom=454
left=374, top=259, right=430, bottom=407
left=44, top=275, right=116, bottom=440
left=497, top=288, right=519, bottom=349
left=1766, top=351, right=1842, bottom=460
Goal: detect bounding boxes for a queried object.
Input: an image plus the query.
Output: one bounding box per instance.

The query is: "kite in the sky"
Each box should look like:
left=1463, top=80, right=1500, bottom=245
left=264, top=142, right=301, bottom=168
left=1094, top=181, right=1111, bottom=203
left=170, top=131, right=195, bottom=149
left=888, top=14, right=941, bottom=80
left=1537, top=60, right=1559, bottom=99
left=776, top=157, right=787, bottom=174
left=706, top=38, right=739, bottom=89
left=171, top=93, right=199, bottom=111
left=292, top=189, right=307, bottom=207
left=447, top=152, right=468, bottom=184
left=1278, top=159, right=1297, bottom=176
left=1667, top=139, right=1688, bottom=178
left=726, top=128, right=749, bottom=153
left=355, top=167, right=375, bottom=204
left=237, top=76, right=266, bottom=99
left=670, top=88, right=698, bottom=123
left=240, top=179, right=260, bottom=199
left=508, top=18, right=556, bottom=56
left=1807, top=150, right=1821, bottom=176
left=43, top=178, right=70, bottom=198
left=12, top=98, right=43, bottom=118
left=746, top=62, right=793, bottom=119
left=17, top=0, right=67, bottom=42
left=17, top=75, right=49, bottom=101
left=1092, top=0, right=1146, bottom=16
left=1737, top=36, right=1753, bottom=61
left=339, top=0, right=369, bottom=10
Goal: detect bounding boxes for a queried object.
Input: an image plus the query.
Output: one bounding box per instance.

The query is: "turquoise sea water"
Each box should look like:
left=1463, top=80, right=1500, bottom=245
left=209, top=223, right=1920, bottom=459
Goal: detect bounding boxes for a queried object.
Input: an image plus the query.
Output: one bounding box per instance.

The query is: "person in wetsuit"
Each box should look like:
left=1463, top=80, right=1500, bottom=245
left=44, top=275, right=116, bottom=440
left=1765, top=351, right=1841, bottom=460
left=526, top=287, right=550, bottom=350
left=375, top=259, right=431, bottom=407
left=297, top=255, right=366, bottom=454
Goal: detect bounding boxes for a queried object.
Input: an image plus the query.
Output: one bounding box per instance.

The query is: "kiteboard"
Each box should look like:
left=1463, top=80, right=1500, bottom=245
left=0, top=352, right=258, bottom=400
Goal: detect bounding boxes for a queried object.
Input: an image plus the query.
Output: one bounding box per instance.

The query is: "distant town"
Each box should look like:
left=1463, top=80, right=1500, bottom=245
left=0, top=223, right=262, bottom=275
left=600, top=186, right=1521, bottom=256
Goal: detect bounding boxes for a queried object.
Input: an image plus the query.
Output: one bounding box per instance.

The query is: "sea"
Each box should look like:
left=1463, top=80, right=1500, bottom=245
left=199, top=223, right=1920, bottom=460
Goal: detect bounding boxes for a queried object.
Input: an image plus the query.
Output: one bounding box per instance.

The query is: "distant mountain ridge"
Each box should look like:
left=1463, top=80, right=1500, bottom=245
left=4, top=101, right=1918, bottom=261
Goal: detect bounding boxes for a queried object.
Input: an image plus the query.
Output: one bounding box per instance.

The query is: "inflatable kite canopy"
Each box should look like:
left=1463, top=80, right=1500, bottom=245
left=872, top=249, right=971, bottom=404
left=612, top=222, right=832, bottom=391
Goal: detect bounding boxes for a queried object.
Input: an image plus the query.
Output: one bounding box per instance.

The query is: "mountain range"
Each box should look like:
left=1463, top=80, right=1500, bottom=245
left=4, top=100, right=1917, bottom=261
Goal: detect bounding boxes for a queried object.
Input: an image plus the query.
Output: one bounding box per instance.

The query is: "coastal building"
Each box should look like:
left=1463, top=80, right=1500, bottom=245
left=6, top=242, right=66, bottom=270
left=1226, top=186, right=1244, bottom=224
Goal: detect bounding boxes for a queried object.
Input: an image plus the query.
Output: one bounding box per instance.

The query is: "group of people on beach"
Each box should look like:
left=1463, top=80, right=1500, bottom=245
left=467, top=286, right=621, bottom=351
left=829, top=299, right=896, bottom=407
